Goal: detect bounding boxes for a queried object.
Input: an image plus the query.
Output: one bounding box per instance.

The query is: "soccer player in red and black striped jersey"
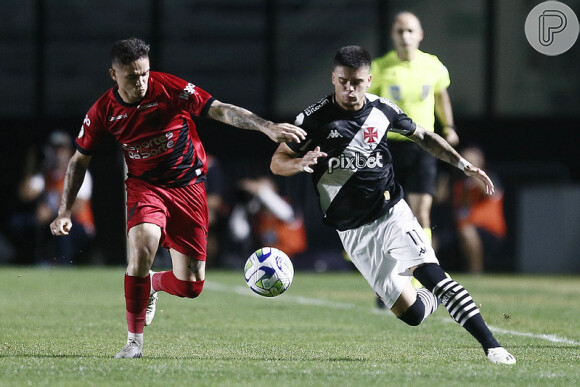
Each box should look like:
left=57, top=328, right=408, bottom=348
left=50, top=37, right=306, bottom=358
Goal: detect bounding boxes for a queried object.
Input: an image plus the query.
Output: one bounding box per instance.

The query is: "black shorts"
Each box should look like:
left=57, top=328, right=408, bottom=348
left=389, top=140, right=437, bottom=196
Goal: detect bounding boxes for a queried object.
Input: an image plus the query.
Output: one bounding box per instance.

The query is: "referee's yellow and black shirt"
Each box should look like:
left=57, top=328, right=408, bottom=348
left=368, top=50, right=450, bottom=141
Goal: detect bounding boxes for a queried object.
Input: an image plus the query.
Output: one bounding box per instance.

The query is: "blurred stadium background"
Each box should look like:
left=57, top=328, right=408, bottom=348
left=0, top=0, right=578, bottom=273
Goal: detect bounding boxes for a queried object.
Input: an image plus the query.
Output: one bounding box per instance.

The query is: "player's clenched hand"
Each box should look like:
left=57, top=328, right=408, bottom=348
left=464, top=165, right=495, bottom=195
left=300, top=146, right=327, bottom=173
left=50, top=216, right=72, bottom=236
left=265, top=123, right=307, bottom=143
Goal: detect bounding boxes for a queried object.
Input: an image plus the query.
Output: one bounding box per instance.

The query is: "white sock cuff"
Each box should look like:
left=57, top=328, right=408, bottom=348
left=416, top=288, right=439, bottom=319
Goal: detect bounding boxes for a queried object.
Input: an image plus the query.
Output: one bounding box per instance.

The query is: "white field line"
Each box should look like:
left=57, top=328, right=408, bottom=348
left=487, top=326, right=580, bottom=345
left=205, top=281, right=580, bottom=346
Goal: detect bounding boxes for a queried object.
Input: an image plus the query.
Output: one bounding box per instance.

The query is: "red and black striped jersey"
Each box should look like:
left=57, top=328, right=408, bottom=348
left=75, top=71, right=215, bottom=188
left=288, top=93, right=416, bottom=231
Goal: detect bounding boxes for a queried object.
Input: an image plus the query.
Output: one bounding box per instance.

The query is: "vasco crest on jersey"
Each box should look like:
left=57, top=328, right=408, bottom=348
left=363, top=126, right=379, bottom=145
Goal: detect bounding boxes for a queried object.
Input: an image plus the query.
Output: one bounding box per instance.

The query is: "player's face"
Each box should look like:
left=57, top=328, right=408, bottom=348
left=391, top=13, right=424, bottom=58
left=109, top=57, right=150, bottom=104
left=332, top=65, right=372, bottom=111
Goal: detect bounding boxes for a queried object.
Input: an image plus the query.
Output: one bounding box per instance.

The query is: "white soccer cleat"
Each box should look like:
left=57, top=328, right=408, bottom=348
left=487, top=347, right=516, bottom=365
left=114, top=338, right=143, bottom=359
left=145, top=292, right=158, bottom=326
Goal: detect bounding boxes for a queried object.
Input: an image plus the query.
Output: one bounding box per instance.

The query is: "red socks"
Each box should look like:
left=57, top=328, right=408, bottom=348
left=124, top=274, right=150, bottom=334
left=152, top=271, right=204, bottom=298
left=124, top=271, right=204, bottom=334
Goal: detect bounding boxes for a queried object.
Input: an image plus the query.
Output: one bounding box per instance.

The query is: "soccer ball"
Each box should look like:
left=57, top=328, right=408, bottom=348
left=244, top=247, right=294, bottom=297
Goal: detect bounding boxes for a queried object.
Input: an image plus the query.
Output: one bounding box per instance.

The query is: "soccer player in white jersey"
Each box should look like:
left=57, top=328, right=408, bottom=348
left=270, top=45, right=515, bottom=365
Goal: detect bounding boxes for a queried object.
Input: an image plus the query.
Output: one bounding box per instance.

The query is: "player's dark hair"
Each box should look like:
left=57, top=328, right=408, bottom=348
left=111, top=37, right=150, bottom=65
left=333, top=46, right=371, bottom=70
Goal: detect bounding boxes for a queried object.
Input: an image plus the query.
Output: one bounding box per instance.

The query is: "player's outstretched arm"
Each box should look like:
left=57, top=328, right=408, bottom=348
left=50, top=151, right=92, bottom=236
left=410, top=126, right=494, bottom=195
left=459, top=160, right=495, bottom=195
left=207, top=100, right=306, bottom=143
left=271, top=144, right=327, bottom=176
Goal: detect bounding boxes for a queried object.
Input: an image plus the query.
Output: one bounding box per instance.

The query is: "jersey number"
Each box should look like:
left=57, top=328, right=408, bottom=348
left=406, top=229, right=424, bottom=246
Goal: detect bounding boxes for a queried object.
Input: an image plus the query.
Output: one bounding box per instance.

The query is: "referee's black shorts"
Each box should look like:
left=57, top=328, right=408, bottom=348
left=389, top=140, right=437, bottom=196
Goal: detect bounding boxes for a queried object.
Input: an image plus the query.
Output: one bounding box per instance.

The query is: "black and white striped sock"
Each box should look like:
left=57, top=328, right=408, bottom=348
left=413, top=264, right=501, bottom=351
left=433, top=277, right=479, bottom=326
left=433, top=277, right=500, bottom=350
left=416, top=288, right=440, bottom=320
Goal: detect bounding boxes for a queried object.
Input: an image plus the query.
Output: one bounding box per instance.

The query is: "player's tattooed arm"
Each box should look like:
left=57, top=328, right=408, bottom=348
left=58, top=154, right=90, bottom=216
left=410, top=126, right=495, bottom=194
left=50, top=151, right=92, bottom=236
left=207, top=100, right=270, bottom=129
left=207, top=100, right=306, bottom=143
left=409, top=126, right=461, bottom=166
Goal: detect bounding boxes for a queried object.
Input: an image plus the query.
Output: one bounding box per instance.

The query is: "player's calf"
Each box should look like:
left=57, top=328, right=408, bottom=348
left=413, top=263, right=516, bottom=363
left=397, top=288, right=440, bottom=326
left=152, top=270, right=204, bottom=298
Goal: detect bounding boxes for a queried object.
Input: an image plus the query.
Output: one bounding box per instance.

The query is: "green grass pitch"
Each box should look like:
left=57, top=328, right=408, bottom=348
left=1, top=267, right=579, bottom=386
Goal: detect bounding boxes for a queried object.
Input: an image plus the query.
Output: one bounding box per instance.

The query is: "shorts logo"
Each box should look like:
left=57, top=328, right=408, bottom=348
left=327, top=152, right=383, bottom=173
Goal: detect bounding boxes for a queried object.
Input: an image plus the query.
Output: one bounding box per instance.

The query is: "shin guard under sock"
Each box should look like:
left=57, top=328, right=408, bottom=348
left=124, top=274, right=150, bottom=334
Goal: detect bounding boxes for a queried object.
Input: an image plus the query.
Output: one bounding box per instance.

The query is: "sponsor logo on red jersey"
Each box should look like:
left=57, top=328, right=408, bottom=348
left=122, top=132, right=175, bottom=160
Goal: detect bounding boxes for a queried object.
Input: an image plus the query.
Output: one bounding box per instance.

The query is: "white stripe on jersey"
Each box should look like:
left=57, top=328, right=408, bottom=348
left=316, top=107, right=391, bottom=212
left=317, top=167, right=353, bottom=213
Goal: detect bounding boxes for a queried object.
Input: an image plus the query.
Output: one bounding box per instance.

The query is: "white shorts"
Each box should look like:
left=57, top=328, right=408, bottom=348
left=337, top=200, right=439, bottom=309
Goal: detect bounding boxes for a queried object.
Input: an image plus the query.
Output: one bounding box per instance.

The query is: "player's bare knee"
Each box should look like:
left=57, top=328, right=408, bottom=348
left=188, top=259, right=206, bottom=280
left=130, top=243, right=157, bottom=263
